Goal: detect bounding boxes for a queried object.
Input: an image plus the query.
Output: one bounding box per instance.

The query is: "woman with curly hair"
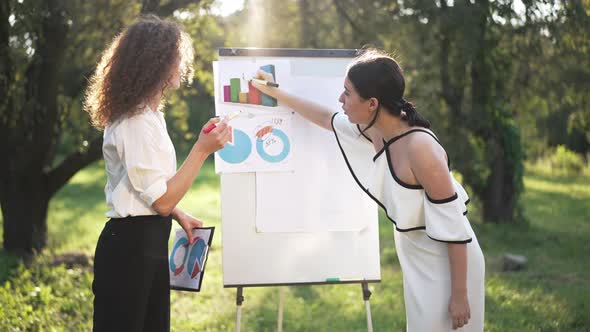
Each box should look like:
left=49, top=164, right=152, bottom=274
left=85, top=15, right=230, bottom=332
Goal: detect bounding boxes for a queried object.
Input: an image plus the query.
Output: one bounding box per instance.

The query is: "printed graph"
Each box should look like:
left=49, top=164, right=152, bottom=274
left=221, top=64, right=278, bottom=107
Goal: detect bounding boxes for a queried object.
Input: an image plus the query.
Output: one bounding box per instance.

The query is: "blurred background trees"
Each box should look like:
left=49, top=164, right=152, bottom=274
left=1, top=0, right=588, bottom=254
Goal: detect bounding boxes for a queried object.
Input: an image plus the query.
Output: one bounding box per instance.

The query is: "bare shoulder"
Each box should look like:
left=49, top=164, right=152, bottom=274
left=406, top=128, right=454, bottom=197
left=406, top=129, right=446, bottom=164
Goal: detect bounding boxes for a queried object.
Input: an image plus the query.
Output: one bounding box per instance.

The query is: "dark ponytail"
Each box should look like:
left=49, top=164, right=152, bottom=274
left=347, top=49, right=430, bottom=129
left=399, top=99, right=430, bottom=128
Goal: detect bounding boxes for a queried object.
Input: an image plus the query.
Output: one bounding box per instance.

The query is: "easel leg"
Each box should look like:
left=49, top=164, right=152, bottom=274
left=235, top=287, right=244, bottom=332
left=277, top=287, right=284, bottom=332
left=362, top=282, right=373, bottom=332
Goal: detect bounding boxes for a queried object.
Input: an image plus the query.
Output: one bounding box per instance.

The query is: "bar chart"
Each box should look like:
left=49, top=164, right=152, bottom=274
left=222, top=64, right=278, bottom=107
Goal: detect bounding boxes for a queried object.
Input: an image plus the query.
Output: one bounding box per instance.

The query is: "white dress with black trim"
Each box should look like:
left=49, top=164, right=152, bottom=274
left=331, top=112, right=485, bottom=332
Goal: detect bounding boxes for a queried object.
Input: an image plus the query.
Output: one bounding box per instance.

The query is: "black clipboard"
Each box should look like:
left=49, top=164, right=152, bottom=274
left=169, top=226, right=215, bottom=292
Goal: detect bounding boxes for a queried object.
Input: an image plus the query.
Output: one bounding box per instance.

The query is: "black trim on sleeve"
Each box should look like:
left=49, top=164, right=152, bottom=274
left=395, top=225, right=427, bottom=232
left=356, top=124, right=373, bottom=143
left=427, top=236, right=473, bottom=244
left=332, top=114, right=392, bottom=214
left=331, top=111, right=339, bottom=127
left=332, top=113, right=423, bottom=232
left=331, top=113, right=465, bottom=236
left=426, top=192, right=459, bottom=204
left=463, top=198, right=470, bottom=215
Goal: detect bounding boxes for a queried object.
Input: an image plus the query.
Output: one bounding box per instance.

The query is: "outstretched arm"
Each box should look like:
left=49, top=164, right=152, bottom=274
left=251, top=70, right=334, bottom=131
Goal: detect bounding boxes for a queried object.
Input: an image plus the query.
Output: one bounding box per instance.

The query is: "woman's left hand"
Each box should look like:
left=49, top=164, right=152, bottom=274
left=175, top=211, right=204, bottom=244
left=449, top=291, right=470, bottom=330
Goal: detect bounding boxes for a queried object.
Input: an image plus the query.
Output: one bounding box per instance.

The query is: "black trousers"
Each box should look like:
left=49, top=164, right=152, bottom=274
left=92, top=215, right=172, bottom=332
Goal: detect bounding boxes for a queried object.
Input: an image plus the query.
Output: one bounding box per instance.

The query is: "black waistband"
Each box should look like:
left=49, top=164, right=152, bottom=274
left=109, top=215, right=172, bottom=223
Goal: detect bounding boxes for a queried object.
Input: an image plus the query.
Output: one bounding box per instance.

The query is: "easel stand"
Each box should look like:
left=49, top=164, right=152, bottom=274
left=362, top=282, right=374, bottom=332
left=235, top=287, right=244, bottom=332
left=234, top=281, right=374, bottom=332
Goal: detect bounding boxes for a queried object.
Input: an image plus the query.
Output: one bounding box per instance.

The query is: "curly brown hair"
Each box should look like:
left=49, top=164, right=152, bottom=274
left=85, top=15, right=194, bottom=129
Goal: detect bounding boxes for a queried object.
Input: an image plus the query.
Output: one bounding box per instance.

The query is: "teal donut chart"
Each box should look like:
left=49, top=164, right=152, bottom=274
left=218, top=129, right=252, bottom=164
left=256, top=128, right=290, bottom=163
left=169, top=237, right=189, bottom=276
left=187, top=238, right=207, bottom=278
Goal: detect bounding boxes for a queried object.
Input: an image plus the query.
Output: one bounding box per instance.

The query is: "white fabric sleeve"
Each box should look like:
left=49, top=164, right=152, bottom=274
left=331, top=112, right=374, bottom=144
left=453, top=176, right=471, bottom=207
left=330, top=112, right=376, bottom=190
left=423, top=192, right=472, bottom=243
left=118, top=114, right=169, bottom=207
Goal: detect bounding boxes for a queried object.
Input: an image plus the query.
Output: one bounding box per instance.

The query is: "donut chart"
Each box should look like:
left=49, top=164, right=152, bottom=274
left=169, top=237, right=189, bottom=276
left=218, top=129, right=252, bottom=164
left=187, top=238, right=208, bottom=279
left=256, top=128, right=290, bottom=163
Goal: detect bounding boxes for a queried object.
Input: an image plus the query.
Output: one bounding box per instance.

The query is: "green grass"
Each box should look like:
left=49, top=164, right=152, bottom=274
left=479, top=166, right=590, bottom=332
left=0, top=161, right=589, bottom=331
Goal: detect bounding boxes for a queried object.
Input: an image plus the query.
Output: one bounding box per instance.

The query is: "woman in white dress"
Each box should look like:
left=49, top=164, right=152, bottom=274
left=253, top=49, right=485, bottom=331
left=85, top=15, right=231, bottom=332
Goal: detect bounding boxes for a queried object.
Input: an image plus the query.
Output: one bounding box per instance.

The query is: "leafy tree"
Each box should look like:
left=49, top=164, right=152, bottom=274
left=2, top=0, right=587, bottom=255
left=510, top=0, right=590, bottom=157
left=0, top=0, right=214, bottom=255
left=226, top=0, right=529, bottom=222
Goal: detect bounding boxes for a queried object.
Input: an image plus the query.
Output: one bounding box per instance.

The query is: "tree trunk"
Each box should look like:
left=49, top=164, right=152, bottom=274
left=332, top=0, right=366, bottom=42
left=299, top=0, right=317, bottom=48
left=1, top=173, right=50, bottom=254
left=0, top=1, right=10, bottom=107
left=0, top=131, right=103, bottom=255
left=481, top=143, right=517, bottom=222
left=469, top=0, right=522, bottom=223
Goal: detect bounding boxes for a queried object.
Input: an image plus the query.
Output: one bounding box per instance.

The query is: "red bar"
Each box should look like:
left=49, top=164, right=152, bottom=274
left=248, top=81, right=261, bottom=105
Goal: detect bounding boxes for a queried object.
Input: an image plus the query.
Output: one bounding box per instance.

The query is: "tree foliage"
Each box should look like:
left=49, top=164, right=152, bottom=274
left=0, top=0, right=220, bottom=254
left=1, top=0, right=588, bottom=253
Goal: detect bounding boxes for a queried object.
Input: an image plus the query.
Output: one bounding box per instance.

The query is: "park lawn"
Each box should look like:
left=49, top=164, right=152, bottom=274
left=0, top=161, right=588, bottom=331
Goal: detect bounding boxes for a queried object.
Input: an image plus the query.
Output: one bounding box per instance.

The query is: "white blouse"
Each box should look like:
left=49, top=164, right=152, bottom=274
left=102, top=106, right=177, bottom=218
left=331, top=112, right=472, bottom=243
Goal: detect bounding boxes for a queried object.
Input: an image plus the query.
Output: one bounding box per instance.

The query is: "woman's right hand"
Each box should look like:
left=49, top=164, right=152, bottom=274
left=251, top=69, right=279, bottom=98
left=193, top=117, right=231, bottom=155
left=449, top=291, right=471, bottom=330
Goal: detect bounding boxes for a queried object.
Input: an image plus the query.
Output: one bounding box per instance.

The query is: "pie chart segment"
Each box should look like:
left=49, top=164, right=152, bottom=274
left=218, top=129, right=252, bottom=164
left=256, top=128, right=290, bottom=163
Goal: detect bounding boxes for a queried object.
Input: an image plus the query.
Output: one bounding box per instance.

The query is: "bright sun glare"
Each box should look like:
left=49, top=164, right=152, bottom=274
left=213, top=0, right=245, bottom=17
